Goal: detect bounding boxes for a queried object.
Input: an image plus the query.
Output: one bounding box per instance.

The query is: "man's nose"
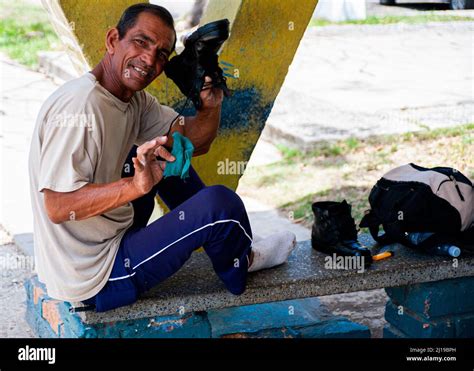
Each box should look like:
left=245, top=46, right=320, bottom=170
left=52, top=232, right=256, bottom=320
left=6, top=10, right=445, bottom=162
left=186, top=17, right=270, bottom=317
left=139, top=50, right=156, bottom=69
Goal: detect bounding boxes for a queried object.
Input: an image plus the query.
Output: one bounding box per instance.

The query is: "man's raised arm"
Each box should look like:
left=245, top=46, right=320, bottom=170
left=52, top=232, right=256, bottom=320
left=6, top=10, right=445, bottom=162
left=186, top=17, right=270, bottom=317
left=166, top=76, right=224, bottom=156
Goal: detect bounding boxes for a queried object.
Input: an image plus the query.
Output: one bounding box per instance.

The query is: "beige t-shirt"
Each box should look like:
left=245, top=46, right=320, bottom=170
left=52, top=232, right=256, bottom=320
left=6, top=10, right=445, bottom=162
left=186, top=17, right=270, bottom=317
left=28, top=72, right=178, bottom=302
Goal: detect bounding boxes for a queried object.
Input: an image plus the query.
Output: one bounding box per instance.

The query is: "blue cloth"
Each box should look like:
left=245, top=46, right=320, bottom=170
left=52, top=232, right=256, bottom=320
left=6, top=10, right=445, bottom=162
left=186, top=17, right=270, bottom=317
left=82, top=146, right=253, bottom=312
left=163, top=132, right=194, bottom=180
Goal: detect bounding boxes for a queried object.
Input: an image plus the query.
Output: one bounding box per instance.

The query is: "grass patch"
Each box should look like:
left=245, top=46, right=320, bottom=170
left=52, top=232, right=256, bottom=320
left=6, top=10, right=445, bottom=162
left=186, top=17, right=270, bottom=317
left=276, top=144, right=303, bottom=160
left=310, top=14, right=474, bottom=27
left=281, top=190, right=330, bottom=222
left=238, top=124, right=473, bottom=229
left=281, top=187, right=370, bottom=228
left=0, top=0, right=60, bottom=67
left=345, top=137, right=361, bottom=151
left=299, top=123, right=474, bottom=162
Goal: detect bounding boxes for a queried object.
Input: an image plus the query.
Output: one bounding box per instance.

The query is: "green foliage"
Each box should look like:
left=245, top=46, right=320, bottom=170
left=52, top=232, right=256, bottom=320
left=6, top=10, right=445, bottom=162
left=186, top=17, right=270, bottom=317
left=310, top=14, right=474, bottom=27
left=0, top=0, right=60, bottom=67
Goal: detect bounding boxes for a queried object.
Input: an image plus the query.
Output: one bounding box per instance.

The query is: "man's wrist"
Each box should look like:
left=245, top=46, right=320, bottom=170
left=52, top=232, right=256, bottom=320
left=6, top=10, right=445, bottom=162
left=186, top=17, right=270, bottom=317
left=124, top=177, right=147, bottom=199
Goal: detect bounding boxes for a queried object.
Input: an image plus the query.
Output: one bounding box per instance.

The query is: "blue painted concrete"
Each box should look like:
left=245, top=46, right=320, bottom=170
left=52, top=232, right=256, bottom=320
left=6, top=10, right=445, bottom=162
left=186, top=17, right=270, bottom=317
left=207, top=298, right=370, bottom=338
left=92, top=312, right=212, bottom=338
left=303, top=320, right=370, bottom=339
left=384, top=277, right=474, bottom=338
left=25, top=276, right=370, bottom=338
left=219, top=88, right=274, bottom=131
left=383, top=324, right=408, bottom=339
left=26, top=274, right=474, bottom=339
left=25, top=277, right=96, bottom=338
left=385, top=299, right=456, bottom=338
left=25, top=304, right=57, bottom=338
left=173, top=87, right=274, bottom=133
left=385, top=277, right=474, bottom=318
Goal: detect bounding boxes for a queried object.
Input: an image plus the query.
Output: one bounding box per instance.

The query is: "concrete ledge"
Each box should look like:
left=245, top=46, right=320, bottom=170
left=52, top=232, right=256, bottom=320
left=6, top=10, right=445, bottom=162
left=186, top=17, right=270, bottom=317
left=74, top=235, right=474, bottom=324
left=38, top=51, right=79, bottom=83
left=25, top=277, right=369, bottom=338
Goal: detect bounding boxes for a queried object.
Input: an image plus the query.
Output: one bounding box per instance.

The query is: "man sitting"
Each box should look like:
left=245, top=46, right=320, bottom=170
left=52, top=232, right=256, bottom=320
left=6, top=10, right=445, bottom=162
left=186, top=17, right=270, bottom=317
left=28, top=3, right=296, bottom=312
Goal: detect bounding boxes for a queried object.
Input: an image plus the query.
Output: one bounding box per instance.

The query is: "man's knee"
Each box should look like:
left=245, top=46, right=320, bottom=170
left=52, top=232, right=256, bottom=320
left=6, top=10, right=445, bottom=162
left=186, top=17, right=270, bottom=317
left=199, top=185, right=245, bottom=214
left=202, top=184, right=238, bottom=202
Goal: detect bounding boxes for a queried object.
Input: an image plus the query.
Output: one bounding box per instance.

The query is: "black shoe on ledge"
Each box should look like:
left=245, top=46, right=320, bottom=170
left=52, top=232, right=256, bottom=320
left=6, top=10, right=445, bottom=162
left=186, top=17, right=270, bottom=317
left=311, top=200, right=373, bottom=267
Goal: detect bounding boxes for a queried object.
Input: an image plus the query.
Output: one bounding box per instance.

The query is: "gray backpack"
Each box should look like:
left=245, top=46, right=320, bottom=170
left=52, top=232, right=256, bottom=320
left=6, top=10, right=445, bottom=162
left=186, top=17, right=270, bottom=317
left=360, top=163, right=474, bottom=251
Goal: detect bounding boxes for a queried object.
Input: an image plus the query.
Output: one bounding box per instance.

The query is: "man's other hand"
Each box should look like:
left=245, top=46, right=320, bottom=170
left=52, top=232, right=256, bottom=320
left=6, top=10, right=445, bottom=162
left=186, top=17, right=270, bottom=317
left=199, top=76, right=224, bottom=110
left=132, top=136, right=175, bottom=195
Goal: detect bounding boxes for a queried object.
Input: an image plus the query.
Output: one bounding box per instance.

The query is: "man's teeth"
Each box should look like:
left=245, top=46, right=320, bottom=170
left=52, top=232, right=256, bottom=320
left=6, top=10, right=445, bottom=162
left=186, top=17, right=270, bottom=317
left=132, top=66, right=147, bottom=76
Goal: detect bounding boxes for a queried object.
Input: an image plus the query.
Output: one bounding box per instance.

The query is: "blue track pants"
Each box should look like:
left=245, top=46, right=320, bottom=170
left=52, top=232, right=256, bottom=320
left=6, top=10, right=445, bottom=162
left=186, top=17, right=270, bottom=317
left=84, top=146, right=253, bottom=312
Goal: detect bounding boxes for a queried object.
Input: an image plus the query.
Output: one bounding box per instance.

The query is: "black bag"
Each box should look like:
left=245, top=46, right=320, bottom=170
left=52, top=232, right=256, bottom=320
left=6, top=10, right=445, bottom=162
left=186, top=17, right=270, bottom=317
left=360, top=163, right=474, bottom=251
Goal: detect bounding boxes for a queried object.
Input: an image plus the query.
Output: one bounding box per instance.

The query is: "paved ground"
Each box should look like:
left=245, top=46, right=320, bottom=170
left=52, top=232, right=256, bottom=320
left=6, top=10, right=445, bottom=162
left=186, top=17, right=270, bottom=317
left=264, top=21, right=474, bottom=148
left=1, top=58, right=52, bottom=237
left=0, top=228, right=34, bottom=337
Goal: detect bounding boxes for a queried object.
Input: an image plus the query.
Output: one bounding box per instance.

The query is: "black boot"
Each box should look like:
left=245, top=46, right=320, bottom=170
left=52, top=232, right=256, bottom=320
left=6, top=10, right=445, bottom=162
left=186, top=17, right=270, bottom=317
left=164, top=19, right=231, bottom=110
left=311, top=200, right=372, bottom=266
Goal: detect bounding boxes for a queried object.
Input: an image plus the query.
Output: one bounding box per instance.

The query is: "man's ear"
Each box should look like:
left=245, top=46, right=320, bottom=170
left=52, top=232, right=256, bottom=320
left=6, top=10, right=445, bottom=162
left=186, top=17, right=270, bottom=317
left=105, top=28, right=120, bottom=55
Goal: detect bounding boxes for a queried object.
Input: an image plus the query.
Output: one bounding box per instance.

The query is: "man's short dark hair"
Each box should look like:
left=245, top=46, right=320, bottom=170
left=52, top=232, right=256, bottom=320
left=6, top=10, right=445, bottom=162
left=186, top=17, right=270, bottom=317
left=116, top=3, right=176, bottom=52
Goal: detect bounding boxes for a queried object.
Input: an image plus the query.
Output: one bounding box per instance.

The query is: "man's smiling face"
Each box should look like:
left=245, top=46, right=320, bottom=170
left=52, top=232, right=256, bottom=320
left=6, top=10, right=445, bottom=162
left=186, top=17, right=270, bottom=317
left=111, top=11, right=175, bottom=93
